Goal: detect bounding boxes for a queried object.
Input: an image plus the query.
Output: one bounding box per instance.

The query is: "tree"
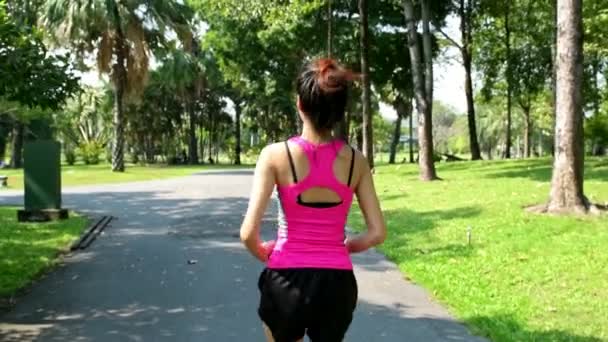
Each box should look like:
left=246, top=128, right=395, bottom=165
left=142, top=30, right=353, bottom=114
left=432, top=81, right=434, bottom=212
left=194, top=0, right=315, bottom=150
left=156, top=45, right=205, bottom=164
left=387, top=99, right=413, bottom=164
left=476, top=99, right=504, bottom=159
left=42, top=0, right=193, bottom=171
left=475, top=1, right=515, bottom=159
left=503, top=1, right=513, bottom=159
left=0, top=1, right=79, bottom=167
left=358, top=0, right=374, bottom=167
left=403, top=0, right=439, bottom=180
left=432, top=101, right=458, bottom=154
left=438, top=0, right=482, bottom=160
left=546, top=0, right=588, bottom=214
left=510, top=1, right=553, bottom=158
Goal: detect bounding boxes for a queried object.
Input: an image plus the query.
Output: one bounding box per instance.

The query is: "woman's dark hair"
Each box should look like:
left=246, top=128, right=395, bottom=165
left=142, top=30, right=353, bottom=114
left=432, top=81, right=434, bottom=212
left=296, top=58, right=356, bottom=132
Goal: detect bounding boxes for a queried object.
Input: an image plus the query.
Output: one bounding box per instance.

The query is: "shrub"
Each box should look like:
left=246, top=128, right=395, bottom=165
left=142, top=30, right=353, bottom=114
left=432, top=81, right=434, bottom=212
left=64, top=149, right=76, bottom=165
left=77, top=142, right=104, bottom=165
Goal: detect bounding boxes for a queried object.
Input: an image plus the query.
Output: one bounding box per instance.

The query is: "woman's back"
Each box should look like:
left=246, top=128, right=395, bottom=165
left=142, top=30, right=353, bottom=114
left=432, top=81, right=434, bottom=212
left=268, top=136, right=359, bottom=270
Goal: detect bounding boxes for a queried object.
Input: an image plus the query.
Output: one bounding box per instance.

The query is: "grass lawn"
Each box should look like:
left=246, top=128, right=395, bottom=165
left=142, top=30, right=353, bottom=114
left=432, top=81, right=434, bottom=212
left=349, top=157, right=608, bottom=342
left=0, top=207, right=88, bottom=298
left=0, top=162, right=253, bottom=190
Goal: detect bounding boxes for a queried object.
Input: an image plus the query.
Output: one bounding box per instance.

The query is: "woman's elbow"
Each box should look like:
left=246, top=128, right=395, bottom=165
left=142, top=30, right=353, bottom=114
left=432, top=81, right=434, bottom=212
left=371, top=226, right=387, bottom=246
left=240, top=227, right=252, bottom=244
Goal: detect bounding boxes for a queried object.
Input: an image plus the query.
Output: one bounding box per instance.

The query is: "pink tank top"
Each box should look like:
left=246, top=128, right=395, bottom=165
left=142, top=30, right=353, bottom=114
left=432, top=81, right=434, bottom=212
left=267, top=136, right=355, bottom=270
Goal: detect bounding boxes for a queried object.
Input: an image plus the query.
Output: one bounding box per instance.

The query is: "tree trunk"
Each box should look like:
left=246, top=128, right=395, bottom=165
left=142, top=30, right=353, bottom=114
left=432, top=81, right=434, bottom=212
left=359, top=0, right=374, bottom=168
left=592, top=55, right=600, bottom=116
left=459, top=0, right=481, bottom=160
left=199, top=124, right=205, bottom=163
left=145, top=137, right=154, bottom=164
left=421, top=1, right=433, bottom=115
left=404, top=0, right=438, bottom=180
left=188, top=102, right=199, bottom=164
left=215, top=129, right=222, bottom=163
left=463, top=51, right=481, bottom=160
left=523, top=105, right=532, bottom=158
left=356, top=127, right=363, bottom=151
left=208, top=123, right=214, bottom=164
left=0, top=131, right=6, bottom=163
left=504, top=5, right=513, bottom=159
left=111, top=14, right=127, bottom=172
left=409, top=106, right=414, bottom=163
left=547, top=0, right=587, bottom=214
left=550, top=0, right=558, bottom=157
left=389, top=114, right=402, bottom=164
left=327, top=0, right=332, bottom=57
left=234, top=102, right=242, bottom=165
left=10, top=123, right=24, bottom=168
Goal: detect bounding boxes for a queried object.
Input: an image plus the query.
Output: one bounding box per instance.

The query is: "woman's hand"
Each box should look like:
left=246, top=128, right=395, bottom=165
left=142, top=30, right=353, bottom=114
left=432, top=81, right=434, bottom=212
left=257, top=240, right=276, bottom=262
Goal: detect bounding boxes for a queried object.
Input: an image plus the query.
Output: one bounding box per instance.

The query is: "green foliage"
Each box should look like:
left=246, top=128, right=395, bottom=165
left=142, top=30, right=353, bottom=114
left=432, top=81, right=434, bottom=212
left=447, top=116, right=471, bottom=155
left=55, top=86, right=112, bottom=147
left=476, top=96, right=506, bottom=157
left=373, top=114, right=393, bottom=152
left=585, top=110, right=608, bottom=154
left=64, top=148, right=76, bottom=165
left=431, top=101, right=467, bottom=154
left=77, top=141, right=104, bottom=165
left=0, top=1, right=80, bottom=109
left=584, top=0, right=608, bottom=58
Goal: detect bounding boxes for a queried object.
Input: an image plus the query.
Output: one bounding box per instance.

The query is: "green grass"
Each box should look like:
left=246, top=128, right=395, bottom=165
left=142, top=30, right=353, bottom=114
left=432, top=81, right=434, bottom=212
left=0, top=162, right=253, bottom=190
left=349, top=157, right=608, bottom=342
left=0, top=207, right=88, bottom=298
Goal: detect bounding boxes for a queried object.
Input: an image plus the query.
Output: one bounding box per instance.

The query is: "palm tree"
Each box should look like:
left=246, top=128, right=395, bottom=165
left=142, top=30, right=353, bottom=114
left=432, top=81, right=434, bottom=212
left=41, top=0, right=193, bottom=171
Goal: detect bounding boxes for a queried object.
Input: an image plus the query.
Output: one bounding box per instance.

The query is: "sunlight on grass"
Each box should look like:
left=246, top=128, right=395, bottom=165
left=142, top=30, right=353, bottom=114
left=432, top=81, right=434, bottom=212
left=349, top=157, right=608, bottom=341
left=0, top=207, right=88, bottom=297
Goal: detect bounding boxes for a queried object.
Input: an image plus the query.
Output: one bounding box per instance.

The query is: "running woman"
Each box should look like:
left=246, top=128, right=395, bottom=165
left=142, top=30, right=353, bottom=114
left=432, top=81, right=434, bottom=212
left=240, top=58, right=387, bottom=342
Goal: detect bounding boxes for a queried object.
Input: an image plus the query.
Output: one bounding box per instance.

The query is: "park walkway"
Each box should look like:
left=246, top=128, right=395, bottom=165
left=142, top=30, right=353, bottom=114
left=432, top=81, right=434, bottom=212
left=0, top=170, right=486, bottom=342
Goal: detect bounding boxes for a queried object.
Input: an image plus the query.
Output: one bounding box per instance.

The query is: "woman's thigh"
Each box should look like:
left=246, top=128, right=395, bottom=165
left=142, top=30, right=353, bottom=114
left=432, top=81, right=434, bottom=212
left=263, top=323, right=303, bottom=342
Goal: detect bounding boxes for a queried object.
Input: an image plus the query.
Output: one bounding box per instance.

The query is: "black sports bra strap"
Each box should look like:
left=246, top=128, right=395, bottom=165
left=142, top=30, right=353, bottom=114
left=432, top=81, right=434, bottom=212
left=285, top=141, right=298, bottom=183
left=347, top=146, right=355, bottom=186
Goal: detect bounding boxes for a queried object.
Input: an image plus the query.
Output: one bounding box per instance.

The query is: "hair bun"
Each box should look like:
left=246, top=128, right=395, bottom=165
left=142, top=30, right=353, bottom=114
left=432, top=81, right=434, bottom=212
left=315, top=58, right=358, bottom=94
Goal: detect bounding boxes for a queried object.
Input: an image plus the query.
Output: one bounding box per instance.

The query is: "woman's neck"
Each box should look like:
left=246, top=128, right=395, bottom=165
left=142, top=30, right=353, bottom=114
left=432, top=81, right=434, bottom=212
left=300, top=124, right=333, bottom=144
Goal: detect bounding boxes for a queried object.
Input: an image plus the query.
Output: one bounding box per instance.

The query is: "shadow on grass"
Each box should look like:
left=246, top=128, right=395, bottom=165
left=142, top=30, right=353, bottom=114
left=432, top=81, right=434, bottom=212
left=434, top=158, right=552, bottom=173
left=411, top=243, right=475, bottom=258
left=466, top=314, right=604, bottom=342
left=483, top=158, right=608, bottom=182
left=383, top=206, right=483, bottom=234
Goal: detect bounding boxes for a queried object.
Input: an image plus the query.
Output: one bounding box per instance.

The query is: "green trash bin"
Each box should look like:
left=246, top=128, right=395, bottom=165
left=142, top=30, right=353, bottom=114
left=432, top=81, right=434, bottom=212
left=18, top=140, right=68, bottom=222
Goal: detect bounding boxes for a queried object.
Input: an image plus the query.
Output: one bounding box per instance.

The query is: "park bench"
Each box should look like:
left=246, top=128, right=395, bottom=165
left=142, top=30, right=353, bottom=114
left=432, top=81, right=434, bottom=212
left=0, top=175, right=7, bottom=187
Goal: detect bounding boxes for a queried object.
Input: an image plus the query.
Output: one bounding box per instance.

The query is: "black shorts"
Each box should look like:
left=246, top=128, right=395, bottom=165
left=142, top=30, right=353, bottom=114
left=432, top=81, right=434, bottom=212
left=257, top=268, right=358, bottom=342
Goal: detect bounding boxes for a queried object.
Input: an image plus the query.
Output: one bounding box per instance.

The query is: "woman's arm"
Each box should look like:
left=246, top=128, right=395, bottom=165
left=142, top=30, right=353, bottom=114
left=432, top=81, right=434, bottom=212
left=240, top=145, right=276, bottom=262
left=346, top=154, right=387, bottom=253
